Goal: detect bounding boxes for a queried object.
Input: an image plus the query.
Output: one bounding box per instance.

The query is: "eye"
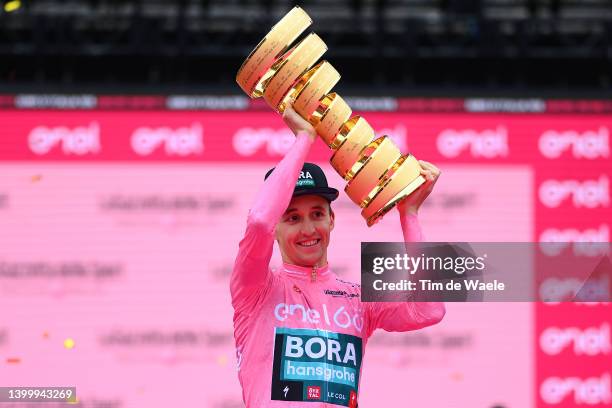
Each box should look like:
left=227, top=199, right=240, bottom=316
left=287, top=214, right=300, bottom=222
left=313, top=211, right=324, bottom=218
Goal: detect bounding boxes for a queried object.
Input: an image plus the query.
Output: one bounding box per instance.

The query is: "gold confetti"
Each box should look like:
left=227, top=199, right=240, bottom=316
left=217, top=354, right=228, bottom=366
left=42, top=331, right=50, bottom=339
left=31, top=174, right=43, bottom=182
left=4, top=1, right=21, bottom=13
left=64, top=338, right=75, bottom=349
left=6, top=357, right=21, bottom=364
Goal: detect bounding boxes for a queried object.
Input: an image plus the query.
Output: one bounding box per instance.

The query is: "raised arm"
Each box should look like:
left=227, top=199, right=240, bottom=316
left=363, top=160, right=445, bottom=337
left=397, top=159, right=440, bottom=243
left=230, top=107, right=317, bottom=310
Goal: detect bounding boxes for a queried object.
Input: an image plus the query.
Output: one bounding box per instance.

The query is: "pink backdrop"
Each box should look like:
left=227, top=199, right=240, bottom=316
left=0, top=110, right=610, bottom=407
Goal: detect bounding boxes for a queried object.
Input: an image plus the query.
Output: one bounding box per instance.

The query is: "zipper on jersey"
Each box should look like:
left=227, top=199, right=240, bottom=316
left=311, top=264, right=317, bottom=282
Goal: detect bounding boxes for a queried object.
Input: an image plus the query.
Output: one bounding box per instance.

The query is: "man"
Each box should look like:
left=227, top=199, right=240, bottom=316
left=230, top=105, right=445, bottom=407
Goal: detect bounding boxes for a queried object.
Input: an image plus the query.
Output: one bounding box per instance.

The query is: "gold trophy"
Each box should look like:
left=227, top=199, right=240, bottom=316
left=236, top=7, right=426, bottom=226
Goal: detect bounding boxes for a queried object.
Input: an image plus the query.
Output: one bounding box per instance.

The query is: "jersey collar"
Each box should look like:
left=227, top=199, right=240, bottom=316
left=281, top=262, right=332, bottom=281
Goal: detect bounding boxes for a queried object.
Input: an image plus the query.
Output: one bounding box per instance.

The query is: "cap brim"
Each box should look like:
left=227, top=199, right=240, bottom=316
left=293, top=187, right=339, bottom=202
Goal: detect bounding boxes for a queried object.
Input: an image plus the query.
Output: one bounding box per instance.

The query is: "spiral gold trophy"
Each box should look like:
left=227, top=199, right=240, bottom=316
left=236, top=7, right=426, bottom=226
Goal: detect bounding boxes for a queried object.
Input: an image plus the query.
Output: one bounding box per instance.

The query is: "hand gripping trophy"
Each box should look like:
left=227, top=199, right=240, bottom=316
left=236, top=7, right=427, bottom=226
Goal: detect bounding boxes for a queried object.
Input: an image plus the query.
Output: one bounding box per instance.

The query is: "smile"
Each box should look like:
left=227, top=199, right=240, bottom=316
left=297, top=239, right=320, bottom=247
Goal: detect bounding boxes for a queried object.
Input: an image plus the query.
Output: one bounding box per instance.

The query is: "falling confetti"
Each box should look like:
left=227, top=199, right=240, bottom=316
left=31, top=174, right=43, bottom=182
left=217, top=354, right=228, bottom=367
left=42, top=331, right=50, bottom=339
left=6, top=357, right=21, bottom=364
left=64, top=338, right=75, bottom=349
left=4, top=1, right=21, bottom=13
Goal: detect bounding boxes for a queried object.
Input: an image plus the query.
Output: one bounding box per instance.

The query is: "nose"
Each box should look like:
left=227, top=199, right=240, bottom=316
left=300, top=218, right=316, bottom=236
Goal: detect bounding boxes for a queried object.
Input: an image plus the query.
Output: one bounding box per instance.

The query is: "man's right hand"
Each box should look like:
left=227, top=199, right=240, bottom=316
left=282, top=104, right=318, bottom=143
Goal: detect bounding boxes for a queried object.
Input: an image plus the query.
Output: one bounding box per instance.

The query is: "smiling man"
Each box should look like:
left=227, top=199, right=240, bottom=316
left=267, top=163, right=337, bottom=271
left=230, top=105, right=445, bottom=407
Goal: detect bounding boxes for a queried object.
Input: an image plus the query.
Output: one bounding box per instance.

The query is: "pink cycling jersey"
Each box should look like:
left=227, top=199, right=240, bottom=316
left=230, top=131, right=445, bottom=407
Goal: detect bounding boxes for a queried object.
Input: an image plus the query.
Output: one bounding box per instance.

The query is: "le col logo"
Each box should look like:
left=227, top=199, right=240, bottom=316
left=131, top=123, right=204, bottom=156
left=539, top=127, right=609, bottom=159
left=274, top=303, right=364, bottom=333
left=540, top=323, right=610, bottom=356
left=437, top=126, right=508, bottom=158
left=539, top=175, right=609, bottom=208
left=29, top=122, right=101, bottom=155
left=540, top=373, right=611, bottom=405
left=233, top=127, right=294, bottom=157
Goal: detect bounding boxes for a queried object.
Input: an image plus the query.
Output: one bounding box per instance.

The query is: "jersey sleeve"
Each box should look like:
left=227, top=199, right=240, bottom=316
left=362, top=211, right=445, bottom=337
left=230, top=131, right=314, bottom=312
left=363, top=300, right=445, bottom=337
left=399, top=210, right=424, bottom=242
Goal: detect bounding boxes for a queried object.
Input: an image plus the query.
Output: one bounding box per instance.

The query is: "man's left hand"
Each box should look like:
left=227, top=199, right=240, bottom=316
left=397, top=160, right=441, bottom=216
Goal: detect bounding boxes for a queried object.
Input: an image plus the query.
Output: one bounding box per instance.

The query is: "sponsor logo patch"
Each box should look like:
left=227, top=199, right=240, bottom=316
left=324, top=289, right=359, bottom=299
left=271, top=327, right=361, bottom=406
left=307, top=386, right=321, bottom=400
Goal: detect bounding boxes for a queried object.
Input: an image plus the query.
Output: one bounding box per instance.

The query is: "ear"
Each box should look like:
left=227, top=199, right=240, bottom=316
left=329, top=208, right=335, bottom=232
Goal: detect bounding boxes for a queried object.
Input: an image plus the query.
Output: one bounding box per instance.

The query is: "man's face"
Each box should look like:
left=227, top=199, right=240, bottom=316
left=275, top=194, right=335, bottom=268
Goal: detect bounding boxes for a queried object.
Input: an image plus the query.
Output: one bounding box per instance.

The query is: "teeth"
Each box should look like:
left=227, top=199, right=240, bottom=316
left=298, top=239, right=319, bottom=247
